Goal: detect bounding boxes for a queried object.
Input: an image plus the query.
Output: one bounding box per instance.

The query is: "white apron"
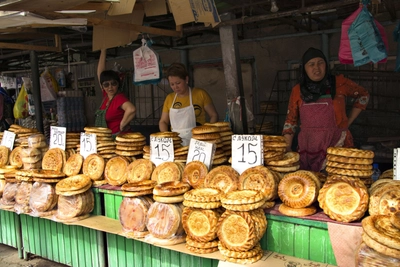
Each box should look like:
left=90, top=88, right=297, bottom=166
left=169, top=88, right=196, bottom=146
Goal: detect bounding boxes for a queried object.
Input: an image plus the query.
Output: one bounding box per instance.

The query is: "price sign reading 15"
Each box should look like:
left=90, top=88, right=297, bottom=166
left=0, top=130, right=16, bottom=150
left=50, top=126, right=66, bottom=150
left=186, top=138, right=215, bottom=170
left=150, top=137, right=174, bottom=166
left=80, top=132, right=97, bottom=158
left=231, top=134, right=263, bottom=174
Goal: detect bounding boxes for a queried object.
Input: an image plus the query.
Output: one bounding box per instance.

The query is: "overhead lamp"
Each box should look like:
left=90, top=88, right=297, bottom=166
left=271, top=0, right=279, bottom=13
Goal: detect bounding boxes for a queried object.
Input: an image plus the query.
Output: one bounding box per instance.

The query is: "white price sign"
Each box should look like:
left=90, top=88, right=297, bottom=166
left=80, top=132, right=97, bottom=158
left=150, top=136, right=174, bottom=166
left=50, top=126, right=66, bottom=150
left=0, top=130, right=16, bottom=150
left=186, top=138, right=215, bottom=170
left=231, top=134, right=263, bottom=174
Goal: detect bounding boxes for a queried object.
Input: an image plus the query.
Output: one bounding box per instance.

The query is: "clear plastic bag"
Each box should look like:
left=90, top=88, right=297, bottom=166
left=54, top=189, right=93, bottom=220
left=14, top=181, right=32, bottom=214
left=119, top=196, right=154, bottom=233
left=28, top=134, right=47, bottom=148
left=145, top=202, right=184, bottom=239
left=0, top=182, right=18, bottom=206
left=29, top=182, right=58, bottom=216
left=356, top=242, right=400, bottom=266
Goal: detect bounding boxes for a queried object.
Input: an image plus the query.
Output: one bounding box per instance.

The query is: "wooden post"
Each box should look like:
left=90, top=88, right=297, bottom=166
left=219, top=12, right=248, bottom=134
left=29, top=51, right=44, bottom=133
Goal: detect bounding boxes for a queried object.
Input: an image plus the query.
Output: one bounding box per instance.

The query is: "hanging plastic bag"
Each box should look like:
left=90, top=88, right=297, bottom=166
left=227, top=96, right=254, bottom=132
left=348, top=6, right=388, bottom=67
left=133, top=38, right=162, bottom=85
left=13, top=83, right=29, bottom=119
left=22, top=77, right=35, bottom=116
left=40, top=67, right=58, bottom=102
left=394, top=21, right=400, bottom=72
left=339, top=6, right=388, bottom=65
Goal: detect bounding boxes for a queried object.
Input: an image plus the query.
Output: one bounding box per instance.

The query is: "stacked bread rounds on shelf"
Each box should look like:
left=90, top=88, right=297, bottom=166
left=361, top=215, right=400, bottom=260
left=115, top=132, right=146, bottom=158
left=119, top=196, right=154, bottom=238
left=262, top=135, right=286, bottom=164
left=278, top=171, right=320, bottom=217
left=204, top=122, right=233, bottom=158
left=325, top=147, right=375, bottom=187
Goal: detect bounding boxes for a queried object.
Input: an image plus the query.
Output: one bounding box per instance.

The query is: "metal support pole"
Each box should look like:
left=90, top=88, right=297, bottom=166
left=29, top=51, right=44, bottom=133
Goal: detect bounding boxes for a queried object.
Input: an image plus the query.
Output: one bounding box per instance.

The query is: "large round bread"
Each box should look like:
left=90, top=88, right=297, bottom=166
left=391, top=211, right=400, bottom=229
left=318, top=176, right=369, bottom=223
left=182, top=207, right=220, bottom=242
left=182, top=161, right=208, bottom=189
left=146, top=202, right=183, bottom=239
left=151, top=162, right=182, bottom=184
left=362, top=232, right=400, bottom=259
left=9, top=147, right=23, bottom=168
left=56, top=174, right=91, bottom=192
left=153, top=181, right=190, bottom=197
left=278, top=203, right=317, bottom=217
left=183, top=188, right=222, bottom=202
left=29, top=182, right=57, bottom=212
left=327, top=147, right=374, bottom=158
left=104, top=156, right=129, bottom=186
left=0, top=145, right=10, bottom=167
left=63, top=154, right=83, bottom=176
left=221, top=190, right=264, bottom=205
left=267, top=152, right=299, bottom=166
left=119, top=196, right=153, bottom=232
left=126, top=159, right=155, bottom=183
left=217, top=210, right=257, bottom=252
left=82, top=154, right=105, bottom=181
left=369, top=181, right=400, bottom=216
left=278, top=171, right=317, bottom=208
left=204, top=166, right=239, bottom=194
left=42, top=148, right=65, bottom=171
left=238, top=165, right=277, bottom=201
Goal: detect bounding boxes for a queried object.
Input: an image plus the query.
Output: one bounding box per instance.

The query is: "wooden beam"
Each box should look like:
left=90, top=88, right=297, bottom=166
left=0, top=0, right=90, bottom=12
left=88, top=17, right=182, bottom=37
left=0, top=34, right=61, bottom=52
left=216, top=0, right=359, bottom=27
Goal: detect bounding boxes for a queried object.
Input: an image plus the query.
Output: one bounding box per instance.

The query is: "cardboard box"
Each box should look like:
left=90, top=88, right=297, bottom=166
left=168, top=0, right=220, bottom=25
left=107, top=0, right=136, bottom=16
left=144, top=0, right=168, bottom=17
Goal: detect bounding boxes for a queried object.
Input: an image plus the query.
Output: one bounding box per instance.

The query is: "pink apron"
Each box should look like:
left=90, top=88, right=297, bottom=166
left=298, top=97, right=344, bottom=171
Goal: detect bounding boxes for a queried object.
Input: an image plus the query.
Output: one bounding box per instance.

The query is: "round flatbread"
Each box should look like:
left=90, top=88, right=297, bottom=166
left=126, top=159, right=155, bottom=183
left=42, top=148, right=64, bottom=171
left=0, top=145, right=10, bottom=167
left=104, top=156, right=129, bottom=186
left=63, top=154, right=84, bottom=176
left=82, top=154, right=105, bottom=181
left=56, top=174, right=92, bottom=192
left=204, top=166, right=239, bottom=194
left=84, top=127, right=112, bottom=134
left=9, top=147, right=23, bottom=168
left=182, top=161, right=208, bottom=189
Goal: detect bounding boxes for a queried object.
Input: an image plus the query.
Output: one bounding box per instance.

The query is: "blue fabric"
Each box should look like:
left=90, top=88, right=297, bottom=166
left=394, top=21, right=400, bottom=72
left=348, top=7, right=387, bottom=67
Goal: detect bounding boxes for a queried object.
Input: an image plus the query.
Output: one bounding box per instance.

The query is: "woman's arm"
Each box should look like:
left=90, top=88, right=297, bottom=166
left=204, top=103, right=219, bottom=123
left=347, top=107, right=362, bottom=127
left=284, top=134, right=294, bottom=152
left=159, top=111, right=170, bottom=132
left=97, top=48, right=106, bottom=86
left=119, top=101, right=136, bottom=131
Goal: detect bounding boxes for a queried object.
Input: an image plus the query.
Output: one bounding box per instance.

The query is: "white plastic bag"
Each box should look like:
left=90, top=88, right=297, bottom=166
left=133, top=38, right=161, bottom=85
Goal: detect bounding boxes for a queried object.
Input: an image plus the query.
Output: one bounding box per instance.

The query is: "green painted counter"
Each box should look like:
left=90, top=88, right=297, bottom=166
left=99, top=189, right=337, bottom=267
left=0, top=208, right=22, bottom=258
left=20, top=188, right=106, bottom=267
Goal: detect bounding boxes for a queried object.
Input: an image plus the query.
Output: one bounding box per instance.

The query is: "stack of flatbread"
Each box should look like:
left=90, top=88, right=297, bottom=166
left=256, top=121, right=274, bottom=134
left=368, top=180, right=400, bottom=216
left=182, top=161, right=208, bottom=189
left=221, top=189, right=267, bottom=212
left=238, top=165, right=279, bottom=208
left=115, top=132, right=147, bottom=159
left=355, top=242, right=400, bottom=266
left=325, top=147, right=374, bottom=187
left=66, top=132, right=80, bottom=150
left=265, top=151, right=300, bottom=174
left=153, top=181, right=191, bottom=204
left=27, top=134, right=48, bottom=151
left=42, top=148, right=66, bottom=172
left=29, top=181, right=58, bottom=217
left=361, top=215, right=400, bottom=260
left=82, top=153, right=106, bottom=186
left=104, top=156, right=130, bottom=186
left=144, top=202, right=186, bottom=245
left=204, top=122, right=233, bottom=159
left=79, top=127, right=115, bottom=160
left=173, top=146, right=189, bottom=163
left=203, top=165, right=239, bottom=194
left=318, top=175, right=369, bottom=223
left=121, top=180, right=156, bottom=197
left=7, top=124, right=39, bottom=147
left=20, top=147, right=42, bottom=169
left=14, top=181, right=33, bottom=214
left=0, top=181, right=18, bottom=208
left=182, top=189, right=223, bottom=254
left=119, top=196, right=154, bottom=238
left=278, top=171, right=321, bottom=217
left=54, top=174, right=94, bottom=222
left=263, top=135, right=286, bottom=164
left=217, top=208, right=266, bottom=264
left=0, top=145, right=10, bottom=167
left=191, top=125, right=228, bottom=166
left=151, top=161, right=184, bottom=184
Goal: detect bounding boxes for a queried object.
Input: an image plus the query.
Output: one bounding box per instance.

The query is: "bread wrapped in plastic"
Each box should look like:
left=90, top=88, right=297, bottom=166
left=0, top=182, right=19, bottom=206
left=14, top=181, right=33, bottom=214
left=29, top=182, right=58, bottom=216
left=356, top=242, right=400, bottom=266
left=119, top=196, right=154, bottom=234
left=146, top=202, right=184, bottom=239
left=28, top=133, right=47, bottom=148
left=55, top=190, right=94, bottom=220
left=21, top=147, right=42, bottom=170
left=0, top=179, right=5, bottom=197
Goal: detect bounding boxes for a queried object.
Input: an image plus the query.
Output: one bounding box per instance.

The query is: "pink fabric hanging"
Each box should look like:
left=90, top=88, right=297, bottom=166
left=339, top=6, right=388, bottom=64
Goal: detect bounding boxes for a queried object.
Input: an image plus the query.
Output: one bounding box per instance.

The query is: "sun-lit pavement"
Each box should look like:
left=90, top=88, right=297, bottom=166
left=0, top=244, right=69, bottom=267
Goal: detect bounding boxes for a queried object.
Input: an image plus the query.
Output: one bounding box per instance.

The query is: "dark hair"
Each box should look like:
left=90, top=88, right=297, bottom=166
left=166, top=63, right=188, bottom=80
left=100, top=70, right=120, bottom=85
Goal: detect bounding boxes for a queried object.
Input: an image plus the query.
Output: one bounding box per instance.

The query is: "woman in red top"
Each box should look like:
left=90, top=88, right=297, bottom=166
left=282, top=47, right=369, bottom=171
left=95, top=48, right=136, bottom=136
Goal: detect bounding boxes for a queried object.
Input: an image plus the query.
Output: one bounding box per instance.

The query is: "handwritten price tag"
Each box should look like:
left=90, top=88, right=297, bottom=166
left=50, top=126, right=66, bottom=150
left=186, top=138, right=215, bottom=170
left=150, top=136, right=174, bottom=166
left=80, top=132, right=97, bottom=158
left=231, top=135, right=263, bottom=174
left=0, top=130, right=16, bottom=150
